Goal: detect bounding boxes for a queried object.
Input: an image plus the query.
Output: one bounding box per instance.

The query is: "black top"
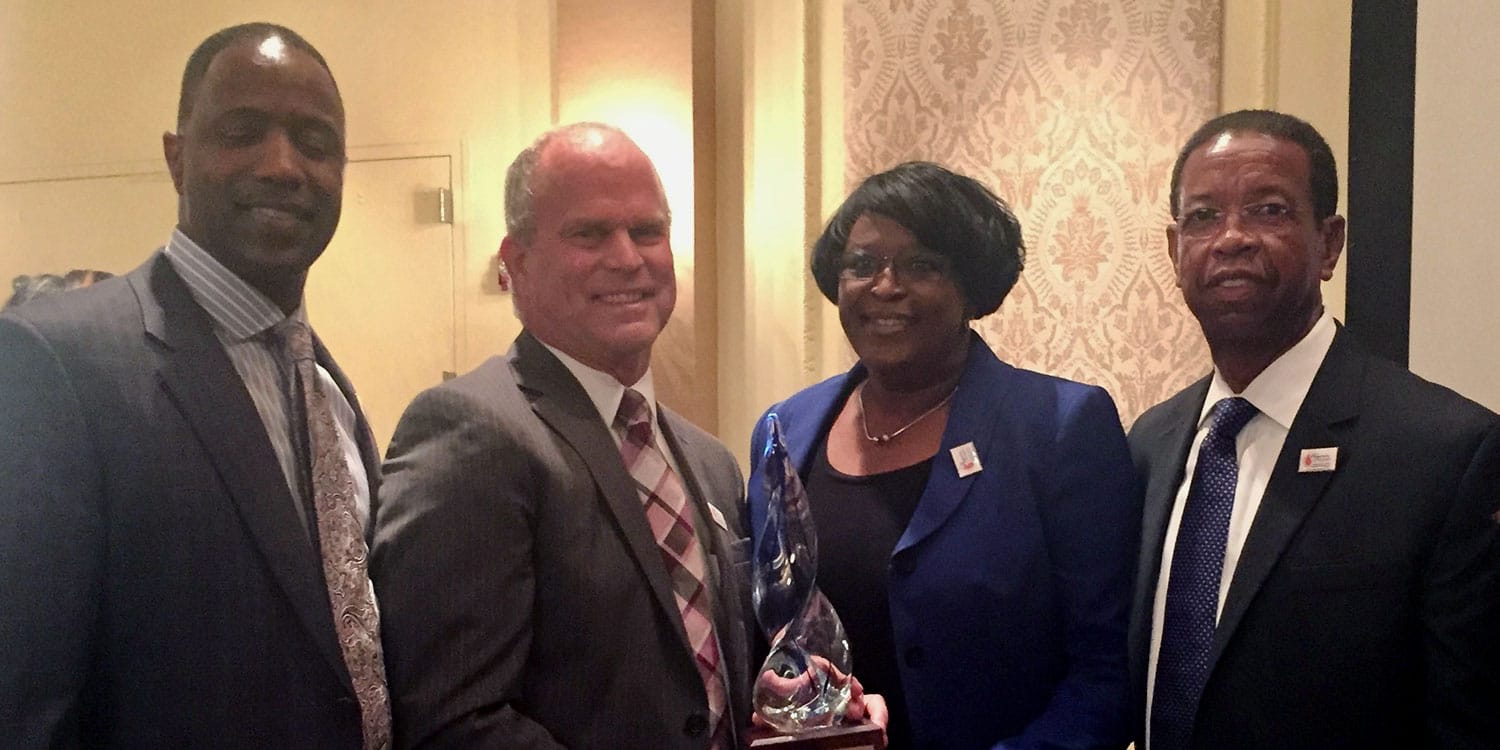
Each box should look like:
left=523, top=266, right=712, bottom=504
left=805, top=437, right=932, bottom=750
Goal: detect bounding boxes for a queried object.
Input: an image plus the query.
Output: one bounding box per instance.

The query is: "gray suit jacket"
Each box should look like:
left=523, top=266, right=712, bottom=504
left=0, top=253, right=379, bottom=748
left=1127, top=330, right=1500, bottom=748
left=372, top=331, right=753, bottom=749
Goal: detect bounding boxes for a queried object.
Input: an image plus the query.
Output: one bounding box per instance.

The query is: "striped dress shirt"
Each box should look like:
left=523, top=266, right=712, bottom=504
left=162, top=229, right=372, bottom=535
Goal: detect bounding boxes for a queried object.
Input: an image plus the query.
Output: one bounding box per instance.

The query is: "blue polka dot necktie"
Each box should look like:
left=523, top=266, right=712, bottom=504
left=1151, top=396, right=1258, bottom=750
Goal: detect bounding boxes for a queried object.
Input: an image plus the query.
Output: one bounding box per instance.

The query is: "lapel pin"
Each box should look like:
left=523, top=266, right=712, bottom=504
left=1298, top=446, right=1338, bottom=473
left=706, top=502, right=729, bottom=531
left=951, top=441, right=983, bottom=478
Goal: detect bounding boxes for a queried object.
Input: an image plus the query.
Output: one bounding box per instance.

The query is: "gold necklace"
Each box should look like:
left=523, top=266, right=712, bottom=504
left=856, top=383, right=958, bottom=445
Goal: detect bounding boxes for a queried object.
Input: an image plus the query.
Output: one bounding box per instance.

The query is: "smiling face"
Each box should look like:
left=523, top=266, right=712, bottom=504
left=1168, top=131, right=1344, bottom=368
left=500, top=129, right=675, bottom=385
left=164, top=36, right=345, bottom=311
left=838, top=213, right=971, bottom=387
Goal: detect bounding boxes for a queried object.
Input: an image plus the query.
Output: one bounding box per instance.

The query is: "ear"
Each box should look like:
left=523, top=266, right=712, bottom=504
left=1165, top=223, right=1184, bottom=289
left=163, top=131, right=185, bottom=194
left=1317, top=214, right=1346, bottom=281
left=499, top=234, right=526, bottom=280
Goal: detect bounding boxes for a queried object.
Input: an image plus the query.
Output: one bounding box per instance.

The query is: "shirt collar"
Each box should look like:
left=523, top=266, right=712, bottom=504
left=538, top=340, right=658, bottom=430
left=1201, top=311, right=1336, bottom=431
left=162, top=228, right=304, bottom=341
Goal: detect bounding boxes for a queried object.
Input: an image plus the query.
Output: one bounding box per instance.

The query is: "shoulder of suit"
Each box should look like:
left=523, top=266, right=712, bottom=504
left=659, top=406, right=730, bottom=451
left=394, top=356, right=523, bottom=426
left=1131, top=375, right=1210, bottom=433
left=3, top=274, right=143, bottom=361
left=1354, top=353, right=1499, bottom=434
left=428, top=356, right=517, bottom=399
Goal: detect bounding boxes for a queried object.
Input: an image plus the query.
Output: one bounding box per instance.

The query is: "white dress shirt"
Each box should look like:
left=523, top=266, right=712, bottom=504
left=539, top=342, right=686, bottom=476
left=1145, top=312, right=1336, bottom=744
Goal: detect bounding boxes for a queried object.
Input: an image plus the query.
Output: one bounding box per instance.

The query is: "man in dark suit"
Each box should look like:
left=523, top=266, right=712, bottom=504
left=1130, top=109, right=1500, bottom=749
left=0, top=24, right=390, bottom=748
left=370, top=123, right=749, bottom=749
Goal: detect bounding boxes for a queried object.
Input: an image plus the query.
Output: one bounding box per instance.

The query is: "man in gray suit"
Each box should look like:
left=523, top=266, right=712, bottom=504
left=373, top=123, right=765, bottom=749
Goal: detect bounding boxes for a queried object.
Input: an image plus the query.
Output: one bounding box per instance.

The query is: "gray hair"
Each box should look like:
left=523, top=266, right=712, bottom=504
left=503, top=122, right=668, bottom=239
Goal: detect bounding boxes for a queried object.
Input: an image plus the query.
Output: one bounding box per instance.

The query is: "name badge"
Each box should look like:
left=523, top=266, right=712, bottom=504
left=951, top=441, right=983, bottom=478
left=1298, top=447, right=1338, bottom=473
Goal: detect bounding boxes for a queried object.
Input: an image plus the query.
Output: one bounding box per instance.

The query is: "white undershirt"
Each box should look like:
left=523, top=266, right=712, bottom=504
left=1144, top=312, right=1336, bottom=747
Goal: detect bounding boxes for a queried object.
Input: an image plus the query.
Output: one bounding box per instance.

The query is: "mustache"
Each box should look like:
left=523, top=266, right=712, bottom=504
left=1206, top=265, right=1271, bottom=285
left=231, top=185, right=326, bottom=219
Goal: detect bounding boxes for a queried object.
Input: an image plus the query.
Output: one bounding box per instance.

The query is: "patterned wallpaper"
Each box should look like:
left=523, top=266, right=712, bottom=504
left=843, top=0, right=1221, bottom=425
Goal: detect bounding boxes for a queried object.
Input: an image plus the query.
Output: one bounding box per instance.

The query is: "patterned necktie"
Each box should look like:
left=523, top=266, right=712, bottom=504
left=615, top=388, right=728, bottom=749
left=1151, top=396, right=1258, bottom=750
left=283, top=320, right=392, bottom=750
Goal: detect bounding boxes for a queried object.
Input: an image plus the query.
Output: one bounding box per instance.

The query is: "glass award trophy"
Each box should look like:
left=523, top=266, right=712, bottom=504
left=747, top=415, right=884, bottom=749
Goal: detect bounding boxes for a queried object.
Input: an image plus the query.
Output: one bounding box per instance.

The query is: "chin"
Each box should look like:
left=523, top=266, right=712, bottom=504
left=601, top=324, right=665, bottom=353
left=852, top=341, right=917, bottom=370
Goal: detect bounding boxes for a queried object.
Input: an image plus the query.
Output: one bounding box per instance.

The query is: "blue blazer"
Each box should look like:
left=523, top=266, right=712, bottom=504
left=748, top=335, right=1139, bottom=749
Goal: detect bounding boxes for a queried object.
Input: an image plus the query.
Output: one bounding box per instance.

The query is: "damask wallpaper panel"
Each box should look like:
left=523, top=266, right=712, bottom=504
left=844, top=0, right=1221, bottom=424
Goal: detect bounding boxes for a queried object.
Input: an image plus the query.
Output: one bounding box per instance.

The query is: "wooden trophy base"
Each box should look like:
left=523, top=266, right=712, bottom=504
left=746, top=722, right=886, bottom=750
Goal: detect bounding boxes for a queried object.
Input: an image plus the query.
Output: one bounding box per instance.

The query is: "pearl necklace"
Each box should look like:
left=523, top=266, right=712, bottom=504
left=856, top=384, right=958, bottom=445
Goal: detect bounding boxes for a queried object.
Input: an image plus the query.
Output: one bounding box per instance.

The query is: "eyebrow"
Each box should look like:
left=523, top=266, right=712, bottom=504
left=1181, top=184, right=1296, bottom=206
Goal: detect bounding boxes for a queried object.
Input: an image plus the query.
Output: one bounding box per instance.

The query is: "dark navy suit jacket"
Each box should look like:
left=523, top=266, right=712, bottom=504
left=748, top=335, right=1140, bottom=750
left=0, top=253, right=379, bottom=748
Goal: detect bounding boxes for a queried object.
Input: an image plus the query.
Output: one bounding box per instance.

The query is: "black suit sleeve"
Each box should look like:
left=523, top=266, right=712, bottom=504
left=0, top=316, right=103, bottom=747
left=1423, top=420, right=1500, bottom=746
left=371, top=384, right=566, bottom=750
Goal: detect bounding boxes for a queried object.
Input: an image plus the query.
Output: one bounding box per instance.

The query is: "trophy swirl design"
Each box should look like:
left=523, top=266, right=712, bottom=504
left=751, top=414, right=853, bottom=732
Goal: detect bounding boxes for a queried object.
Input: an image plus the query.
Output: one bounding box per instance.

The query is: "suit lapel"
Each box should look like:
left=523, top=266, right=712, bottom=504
left=1129, top=378, right=1207, bottom=691
left=896, top=335, right=1004, bottom=554
left=1209, top=334, right=1362, bottom=669
left=660, top=413, right=751, bottom=726
left=510, top=333, right=689, bottom=650
left=132, top=256, right=351, bottom=688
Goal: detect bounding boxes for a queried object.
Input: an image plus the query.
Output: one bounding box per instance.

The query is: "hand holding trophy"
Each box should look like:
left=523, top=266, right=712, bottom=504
left=749, top=415, right=885, bottom=749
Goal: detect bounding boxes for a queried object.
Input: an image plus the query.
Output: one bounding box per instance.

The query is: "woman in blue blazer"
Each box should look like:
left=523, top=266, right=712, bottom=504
left=748, top=162, right=1140, bottom=749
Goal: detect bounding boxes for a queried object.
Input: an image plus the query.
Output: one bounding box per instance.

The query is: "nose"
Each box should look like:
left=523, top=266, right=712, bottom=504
left=599, top=228, right=646, bottom=271
left=1211, top=211, right=1258, bottom=255
left=254, top=129, right=305, bottom=185
left=868, top=262, right=906, bottom=296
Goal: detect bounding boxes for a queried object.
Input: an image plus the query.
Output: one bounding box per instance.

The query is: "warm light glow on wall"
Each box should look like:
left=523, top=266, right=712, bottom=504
left=563, top=79, right=696, bottom=267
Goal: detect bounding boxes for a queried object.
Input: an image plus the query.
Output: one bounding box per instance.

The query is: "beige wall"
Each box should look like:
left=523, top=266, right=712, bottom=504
left=1221, top=0, right=1352, bottom=318
left=0, top=0, right=553, bottom=373
left=553, top=0, right=716, bottom=429
left=715, top=0, right=1359, bottom=455
left=5, top=0, right=1390, bottom=457
left=1412, top=0, right=1500, bottom=412
left=840, top=0, right=1222, bottom=426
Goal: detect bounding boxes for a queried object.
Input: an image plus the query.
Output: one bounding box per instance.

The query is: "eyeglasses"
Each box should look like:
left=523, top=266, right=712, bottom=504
left=838, top=251, right=951, bottom=284
left=1175, top=201, right=1302, bottom=240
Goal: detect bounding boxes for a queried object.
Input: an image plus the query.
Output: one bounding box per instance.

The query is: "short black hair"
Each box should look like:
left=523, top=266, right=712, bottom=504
left=811, top=161, right=1025, bottom=319
left=177, top=23, right=336, bottom=130
left=1170, top=109, right=1339, bottom=221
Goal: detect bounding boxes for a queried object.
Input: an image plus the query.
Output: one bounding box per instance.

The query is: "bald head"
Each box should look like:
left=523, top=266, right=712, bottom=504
left=497, top=123, right=675, bottom=384
left=504, top=123, right=668, bottom=241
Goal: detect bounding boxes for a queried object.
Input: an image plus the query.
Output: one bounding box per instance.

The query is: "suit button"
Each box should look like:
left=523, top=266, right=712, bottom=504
left=891, top=556, right=915, bottom=575
left=684, top=713, right=709, bottom=736
left=905, top=646, right=924, bottom=668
